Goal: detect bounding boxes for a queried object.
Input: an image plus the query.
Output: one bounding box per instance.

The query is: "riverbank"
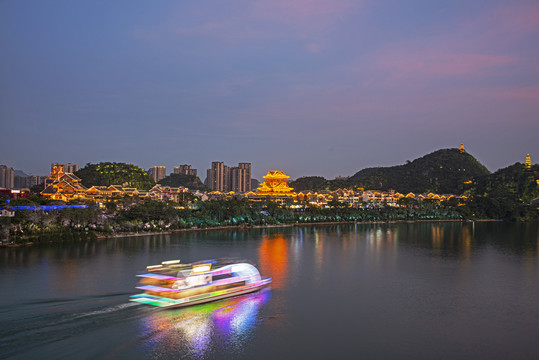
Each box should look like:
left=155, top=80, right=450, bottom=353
left=1, top=218, right=487, bottom=247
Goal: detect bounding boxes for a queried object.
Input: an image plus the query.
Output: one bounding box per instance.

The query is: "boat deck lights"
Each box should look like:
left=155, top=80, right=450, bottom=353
left=137, top=273, right=178, bottom=280
left=191, top=264, right=211, bottom=274
left=162, top=260, right=181, bottom=265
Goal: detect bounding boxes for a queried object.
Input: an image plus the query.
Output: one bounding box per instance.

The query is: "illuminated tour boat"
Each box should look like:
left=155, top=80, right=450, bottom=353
left=130, top=259, right=272, bottom=308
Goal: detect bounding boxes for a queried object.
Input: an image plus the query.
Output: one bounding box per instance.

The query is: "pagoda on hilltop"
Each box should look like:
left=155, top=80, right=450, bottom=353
left=247, top=170, right=295, bottom=201
left=525, top=154, right=531, bottom=170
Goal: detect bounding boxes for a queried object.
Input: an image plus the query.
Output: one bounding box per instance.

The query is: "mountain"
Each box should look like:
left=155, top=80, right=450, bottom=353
left=75, top=162, right=155, bottom=190
left=462, top=163, right=539, bottom=221
left=349, top=149, right=490, bottom=194
left=14, top=170, right=29, bottom=177
left=471, top=163, right=539, bottom=203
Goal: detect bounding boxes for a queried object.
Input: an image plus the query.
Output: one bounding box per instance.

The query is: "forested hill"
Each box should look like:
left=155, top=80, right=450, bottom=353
left=471, top=163, right=539, bottom=203
left=75, top=162, right=155, bottom=190
left=349, top=149, right=490, bottom=194
left=158, top=173, right=207, bottom=190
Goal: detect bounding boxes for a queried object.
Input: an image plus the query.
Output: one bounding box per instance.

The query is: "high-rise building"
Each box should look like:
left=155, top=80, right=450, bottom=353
left=174, top=164, right=197, bottom=177
left=230, top=163, right=251, bottom=193
left=148, top=166, right=167, bottom=183
left=0, top=165, right=15, bottom=189
left=206, top=162, right=251, bottom=193
left=206, top=162, right=225, bottom=191
left=64, top=163, right=79, bottom=173
left=51, top=163, right=79, bottom=174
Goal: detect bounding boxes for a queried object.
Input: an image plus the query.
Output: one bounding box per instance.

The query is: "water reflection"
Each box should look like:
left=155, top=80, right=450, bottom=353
left=139, top=289, right=270, bottom=359
left=258, top=234, right=288, bottom=289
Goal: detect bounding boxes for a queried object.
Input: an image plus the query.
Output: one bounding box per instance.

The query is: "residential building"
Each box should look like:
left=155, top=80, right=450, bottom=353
left=230, top=163, right=251, bottom=193
left=206, top=162, right=225, bottom=191
left=51, top=163, right=79, bottom=174
left=14, top=175, right=46, bottom=188
left=206, top=162, right=252, bottom=193
left=148, top=166, right=166, bottom=183
left=174, top=164, right=197, bottom=176
left=0, top=165, right=15, bottom=189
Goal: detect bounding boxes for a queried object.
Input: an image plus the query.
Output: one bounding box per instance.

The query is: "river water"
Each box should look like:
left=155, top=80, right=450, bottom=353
left=1, top=222, right=538, bottom=359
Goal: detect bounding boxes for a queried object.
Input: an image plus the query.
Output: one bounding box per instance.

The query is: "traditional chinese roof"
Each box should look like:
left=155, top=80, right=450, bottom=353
left=257, top=170, right=295, bottom=195
left=41, top=186, right=58, bottom=195
left=262, top=170, right=290, bottom=180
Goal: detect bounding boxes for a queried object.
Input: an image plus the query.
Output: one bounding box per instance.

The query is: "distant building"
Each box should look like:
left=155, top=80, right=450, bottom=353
left=64, top=163, right=79, bottom=173
left=14, top=175, right=46, bottom=188
left=148, top=166, right=166, bottom=183
left=14, top=176, right=26, bottom=188
left=0, top=165, right=15, bottom=189
left=206, top=162, right=225, bottom=191
left=51, top=163, right=79, bottom=174
left=206, top=162, right=252, bottom=193
left=230, top=163, right=251, bottom=193
left=174, top=164, right=197, bottom=177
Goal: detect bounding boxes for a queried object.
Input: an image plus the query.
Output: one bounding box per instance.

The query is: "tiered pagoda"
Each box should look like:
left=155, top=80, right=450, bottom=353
left=248, top=170, right=295, bottom=201
left=41, top=164, right=87, bottom=201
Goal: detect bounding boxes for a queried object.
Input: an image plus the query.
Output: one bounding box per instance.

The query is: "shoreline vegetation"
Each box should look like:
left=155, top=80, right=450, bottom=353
left=0, top=196, right=521, bottom=247
left=1, top=219, right=500, bottom=248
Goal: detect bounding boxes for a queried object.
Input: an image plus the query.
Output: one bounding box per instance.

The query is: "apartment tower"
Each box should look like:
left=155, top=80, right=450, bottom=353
left=0, top=165, right=15, bottom=189
left=206, top=162, right=251, bottom=193
left=174, top=164, right=197, bottom=177
left=149, top=166, right=167, bottom=183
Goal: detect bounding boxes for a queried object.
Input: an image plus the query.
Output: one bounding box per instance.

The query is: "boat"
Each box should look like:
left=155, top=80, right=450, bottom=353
left=130, top=259, right=272, bottom=308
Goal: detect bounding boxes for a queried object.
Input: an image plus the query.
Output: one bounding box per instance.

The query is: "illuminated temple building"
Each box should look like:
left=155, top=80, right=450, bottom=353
left=41, top=164, right=87, bottom=201
left=248, top=170, right=296, bottom=201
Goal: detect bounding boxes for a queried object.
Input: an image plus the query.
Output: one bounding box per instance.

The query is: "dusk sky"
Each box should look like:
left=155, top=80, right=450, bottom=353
left=1, top=0, right=538, bottom=180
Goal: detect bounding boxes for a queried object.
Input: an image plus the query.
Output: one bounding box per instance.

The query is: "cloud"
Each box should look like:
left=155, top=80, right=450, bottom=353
left=376, top=52, right=517, bottom=79
left=362, top=2, right=539, bottom=88
left=251, top=0, right=359, bottom=22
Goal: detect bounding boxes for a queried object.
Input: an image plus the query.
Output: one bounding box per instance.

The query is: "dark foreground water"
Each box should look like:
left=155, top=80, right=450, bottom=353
left=1, top=222, right=538, bottom=359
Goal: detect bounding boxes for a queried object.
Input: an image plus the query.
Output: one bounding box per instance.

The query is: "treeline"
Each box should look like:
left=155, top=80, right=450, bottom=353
left=1, top=198, right=470, bottom=244
left=158, top=173, right=207, bottom=190
left=75, top=162, right=155, bottom=189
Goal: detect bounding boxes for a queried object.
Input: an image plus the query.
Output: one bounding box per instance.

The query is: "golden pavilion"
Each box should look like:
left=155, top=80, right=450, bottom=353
left=248, top=170, right=296, bottom=201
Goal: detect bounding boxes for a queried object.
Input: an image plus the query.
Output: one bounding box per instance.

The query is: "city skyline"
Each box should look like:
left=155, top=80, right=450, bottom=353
left=1, top=0, right=538, bottom=180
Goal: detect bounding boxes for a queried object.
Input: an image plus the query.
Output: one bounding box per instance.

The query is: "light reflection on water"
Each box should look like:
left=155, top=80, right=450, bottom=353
left=138, top=289, right=271, bottom=359
left=1, top=222, right=539, bottom=359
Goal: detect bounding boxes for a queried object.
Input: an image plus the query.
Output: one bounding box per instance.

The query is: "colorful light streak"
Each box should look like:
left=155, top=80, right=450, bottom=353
left=131, top=262, right=271, bottom=308
left=138, top=289, right=271, bottom=359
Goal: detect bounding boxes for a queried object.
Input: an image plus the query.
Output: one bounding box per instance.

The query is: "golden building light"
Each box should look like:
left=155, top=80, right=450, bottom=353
left=525, top=154, right=531, bottom=170
left=257, top=170, right=295, bottom=196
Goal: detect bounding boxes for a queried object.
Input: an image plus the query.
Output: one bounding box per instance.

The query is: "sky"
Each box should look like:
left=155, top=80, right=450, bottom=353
left=1, top=0, right=538, bottom=181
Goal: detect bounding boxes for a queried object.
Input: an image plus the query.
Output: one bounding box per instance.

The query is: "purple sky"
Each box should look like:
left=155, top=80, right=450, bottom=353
left=1, top=0, right=538, bottom=180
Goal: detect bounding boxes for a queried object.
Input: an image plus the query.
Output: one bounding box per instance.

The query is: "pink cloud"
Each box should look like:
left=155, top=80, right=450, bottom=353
left=377, top=52, right=517, bottom=79
left=476, top=85, right=539, bottom=101
left=478, top=2, right=539, bottom=41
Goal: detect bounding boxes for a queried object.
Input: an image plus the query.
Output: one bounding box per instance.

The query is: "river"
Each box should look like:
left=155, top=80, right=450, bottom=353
left=1, top=222, right=538, bottom=359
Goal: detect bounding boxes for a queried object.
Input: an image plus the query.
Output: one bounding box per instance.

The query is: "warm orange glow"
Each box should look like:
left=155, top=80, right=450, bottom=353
left=256, top=170, right=295, bottom=195
left=258, top=234, right=288, bottom=289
